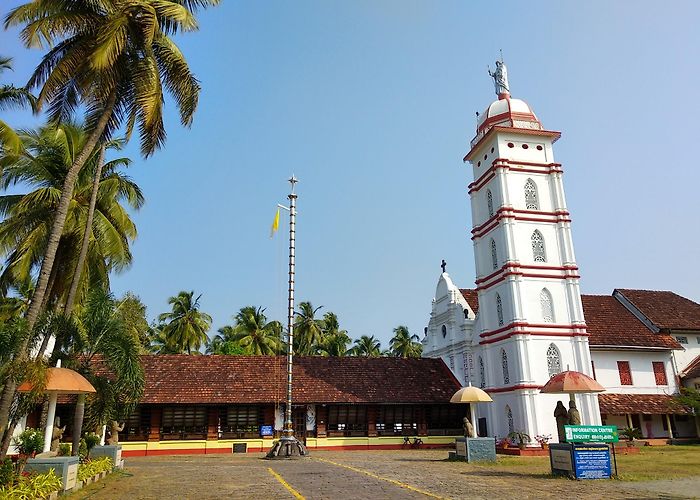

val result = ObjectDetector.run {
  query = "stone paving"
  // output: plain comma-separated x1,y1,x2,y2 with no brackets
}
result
68,450,699,499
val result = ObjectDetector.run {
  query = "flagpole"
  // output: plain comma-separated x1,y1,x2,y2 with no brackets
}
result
267,175,308,459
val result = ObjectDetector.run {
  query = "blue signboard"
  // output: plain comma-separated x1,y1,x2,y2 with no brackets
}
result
572,444,611,479
260,425,274,437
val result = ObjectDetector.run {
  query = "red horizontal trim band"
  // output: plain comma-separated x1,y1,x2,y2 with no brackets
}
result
477,111,541,135
471,208,571,236
479,330,589,345
476,271,581,291
468,159,563,193
480,322,588,339
486,384,543,394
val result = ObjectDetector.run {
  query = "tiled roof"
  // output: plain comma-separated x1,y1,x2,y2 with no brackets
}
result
460,289,479,314
135,355,461,405
681,354,700,380
581,295,681,349
616,289,700,331
598,393,691,415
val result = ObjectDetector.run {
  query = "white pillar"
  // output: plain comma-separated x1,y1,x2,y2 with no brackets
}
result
42,392,58,453
665,414,673,439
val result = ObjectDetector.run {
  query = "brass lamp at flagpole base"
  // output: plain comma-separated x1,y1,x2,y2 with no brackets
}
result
266,176,308,460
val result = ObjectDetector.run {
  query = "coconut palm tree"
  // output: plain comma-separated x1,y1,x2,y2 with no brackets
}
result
228,306,281,356
49,288,144,455
0,123,142,310
0,0,217,437
3,0,218,330
350,335,382,357
0,55,36,155
158,291,212,355
389,326,422,358
294,302,324,355
145,323,184,354
206,325,247,355
317,312,351,356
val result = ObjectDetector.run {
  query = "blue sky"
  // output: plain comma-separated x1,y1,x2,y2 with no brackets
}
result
2,1,699,348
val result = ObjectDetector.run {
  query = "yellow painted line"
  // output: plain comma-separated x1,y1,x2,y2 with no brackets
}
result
267,467,305,500
314,457,448,499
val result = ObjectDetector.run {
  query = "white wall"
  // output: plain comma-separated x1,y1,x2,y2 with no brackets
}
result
591,349,678,394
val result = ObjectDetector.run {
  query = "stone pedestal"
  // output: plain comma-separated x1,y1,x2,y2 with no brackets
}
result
451,437,496,462
265,436,308,459
91,444,123,469
25,456,79,491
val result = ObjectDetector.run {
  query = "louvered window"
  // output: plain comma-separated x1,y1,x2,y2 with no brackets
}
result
427,405,462,435
123,406,151,441
328,405,367,436
221,405,262,438
540,289,554,323
652,362,668,386
617,361,633,385
161,406,207,439
377,405,417,436
506,405,514,434
496,294,504,326
487,189,494,217
547,344,562,378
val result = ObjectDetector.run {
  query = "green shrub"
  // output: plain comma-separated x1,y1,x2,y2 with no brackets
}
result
57,443,71,457
77,457,113,483
12,428,44,457
0,459,13,488
0,469,62,499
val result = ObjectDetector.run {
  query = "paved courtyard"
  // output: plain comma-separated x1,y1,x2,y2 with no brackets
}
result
69,450,699,499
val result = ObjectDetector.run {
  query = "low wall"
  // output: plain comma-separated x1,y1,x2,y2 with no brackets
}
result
121,436,459,457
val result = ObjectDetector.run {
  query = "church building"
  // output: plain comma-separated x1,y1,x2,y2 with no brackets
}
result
422,61,699,443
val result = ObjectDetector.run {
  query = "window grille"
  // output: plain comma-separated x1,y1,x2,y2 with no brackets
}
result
540,289,554,323
652,362,668,385
501,349,510,385
531,230,546,262
676,336,689,344
496,294,504,326
377,405,418,436
617,361,633,385
463,353,471,385
449,355,454,370
123,406,151,441
491,239,498,270
525,179,539,210
487,189,494,217
221,405,261,437
161,406,207,438
427,405,462,435
506,405,514,434
546,344,561,378
479,356,485,388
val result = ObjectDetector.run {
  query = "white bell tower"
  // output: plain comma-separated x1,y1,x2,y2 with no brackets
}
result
465,61,600,441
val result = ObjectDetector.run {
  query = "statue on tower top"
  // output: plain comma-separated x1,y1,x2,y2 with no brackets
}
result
488,59,510,98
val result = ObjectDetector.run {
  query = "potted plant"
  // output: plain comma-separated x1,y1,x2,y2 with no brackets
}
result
535,434,551,450
507,430,531,450
620,427,642,447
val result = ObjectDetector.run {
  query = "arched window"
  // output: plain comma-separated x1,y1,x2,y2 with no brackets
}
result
506,405,514,434
540,288,554,323
479,356,485,388
501,349,510,385
547,343,562,378
496,294,504,326
487,189,494,217
525,179,539,210
531,230,546,262
490,239,498,270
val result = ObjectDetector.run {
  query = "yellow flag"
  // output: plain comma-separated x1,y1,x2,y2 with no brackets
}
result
270,208,280,238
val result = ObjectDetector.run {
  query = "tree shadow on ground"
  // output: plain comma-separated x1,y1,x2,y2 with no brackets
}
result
463,470,564,480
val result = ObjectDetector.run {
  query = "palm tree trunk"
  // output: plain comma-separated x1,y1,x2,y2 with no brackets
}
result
64,145,105,316
0,91,117,457
71,394,86,456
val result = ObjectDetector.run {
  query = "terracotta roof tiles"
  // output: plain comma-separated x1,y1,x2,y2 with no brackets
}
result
681,354,700,380
135,355,461,405
581,295,681,349
459,289,479,314
616,289,700,331
598,393,690,415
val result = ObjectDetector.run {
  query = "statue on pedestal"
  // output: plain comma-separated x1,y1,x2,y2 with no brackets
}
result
462,417,475,438
107,421,125,445
50,417,66,452
568,400,581,426
554,401,568,443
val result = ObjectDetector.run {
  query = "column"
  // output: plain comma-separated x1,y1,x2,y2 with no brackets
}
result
315,406,327,438
665,414,673,439
367,406,378,437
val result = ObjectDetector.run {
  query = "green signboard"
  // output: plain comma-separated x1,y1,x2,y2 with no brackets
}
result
564,425,619,443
